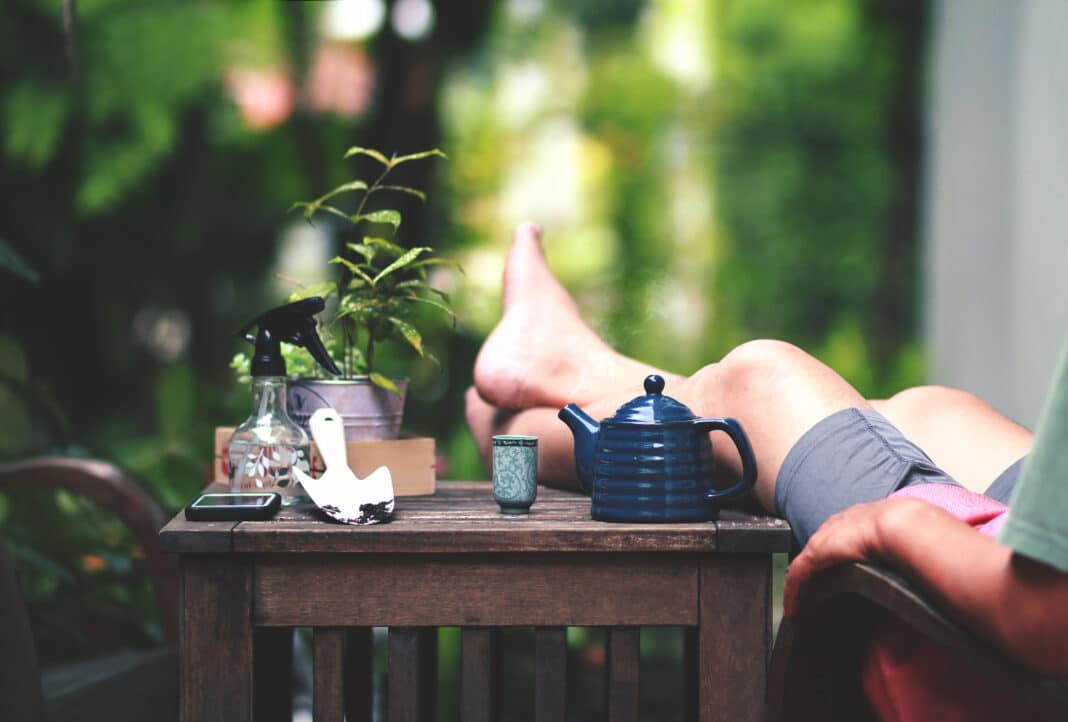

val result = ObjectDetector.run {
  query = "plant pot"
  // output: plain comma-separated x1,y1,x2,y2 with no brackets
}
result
286,377,408,442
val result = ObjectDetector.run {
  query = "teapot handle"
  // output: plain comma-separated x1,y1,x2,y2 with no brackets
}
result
691,417,758,502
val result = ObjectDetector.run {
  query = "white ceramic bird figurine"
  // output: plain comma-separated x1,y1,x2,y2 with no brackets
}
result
291,407,395,525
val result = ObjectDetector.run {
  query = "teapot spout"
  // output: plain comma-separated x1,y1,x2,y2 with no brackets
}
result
558,404,600,493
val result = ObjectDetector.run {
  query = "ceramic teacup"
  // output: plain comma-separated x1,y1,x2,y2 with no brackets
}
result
492,435,538,514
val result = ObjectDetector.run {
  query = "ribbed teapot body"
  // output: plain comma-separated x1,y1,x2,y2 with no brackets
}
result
590,420,716,522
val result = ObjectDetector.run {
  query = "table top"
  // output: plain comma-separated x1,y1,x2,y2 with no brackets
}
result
160,481,791,555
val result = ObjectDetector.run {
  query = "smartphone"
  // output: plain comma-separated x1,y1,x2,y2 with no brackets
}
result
184,492,281,521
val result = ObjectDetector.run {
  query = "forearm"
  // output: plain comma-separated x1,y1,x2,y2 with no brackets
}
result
876,499,1068,676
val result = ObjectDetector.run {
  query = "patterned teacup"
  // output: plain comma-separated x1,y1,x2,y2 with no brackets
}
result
492,435,538,514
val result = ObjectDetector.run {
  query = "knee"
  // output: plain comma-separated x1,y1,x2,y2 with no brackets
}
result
716,339,812,388
879,385,977,421
689,339,811,403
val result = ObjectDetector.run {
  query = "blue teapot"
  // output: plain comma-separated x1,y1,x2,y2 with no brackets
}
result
558,374,757,522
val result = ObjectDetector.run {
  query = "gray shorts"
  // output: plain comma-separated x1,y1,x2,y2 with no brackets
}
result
774,407,1026,548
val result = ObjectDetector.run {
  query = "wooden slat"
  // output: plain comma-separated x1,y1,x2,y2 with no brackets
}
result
254,627,292,722
461,628,495,722
313,628,345,722
344,628,373,722
698,556,771,722
714,510,792,553
606,627,640,722
388,628,420,722
180,556,253,722
233,520,719,554
418,628,438,721
535,628,567,722
683,627,698,722
254,554,699,627
160,518,237,554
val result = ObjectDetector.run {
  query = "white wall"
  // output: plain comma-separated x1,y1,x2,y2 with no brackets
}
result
926,0,1068,427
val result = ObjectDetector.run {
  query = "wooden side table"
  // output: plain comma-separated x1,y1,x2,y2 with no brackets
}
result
161,482,791,722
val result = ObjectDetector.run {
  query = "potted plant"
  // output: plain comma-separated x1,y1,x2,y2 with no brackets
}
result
233,146,459,441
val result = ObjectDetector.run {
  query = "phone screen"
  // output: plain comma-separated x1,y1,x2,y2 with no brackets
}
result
193,494,275,508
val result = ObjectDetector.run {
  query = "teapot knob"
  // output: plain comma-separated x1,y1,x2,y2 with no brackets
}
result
644,374,665,395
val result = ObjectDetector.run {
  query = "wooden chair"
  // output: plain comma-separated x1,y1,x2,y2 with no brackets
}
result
0,457,179,722
766,561,1068,721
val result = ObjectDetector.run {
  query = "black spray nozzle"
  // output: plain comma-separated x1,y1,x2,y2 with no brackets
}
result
238,297,342,377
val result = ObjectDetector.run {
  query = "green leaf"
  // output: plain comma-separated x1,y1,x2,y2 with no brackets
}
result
387,316,423,355
0,239,38,285
290,201,351,223
337,297,378,316
352,209,401,231
343,146,391,166
285,280,336,302
369,372,401,394
391,148,448,165
329,256,374,285
372,184,426,202
395,278,451,303
310,180,367,206
412,257,466,275
402,294,456,321
345,242,376,263
363,236,406,258
373,247,431,284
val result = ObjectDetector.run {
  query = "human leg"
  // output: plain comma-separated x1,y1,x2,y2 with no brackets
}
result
472,336,872,513
473,222,682,410
871,386,1032,494
466,223,1024,535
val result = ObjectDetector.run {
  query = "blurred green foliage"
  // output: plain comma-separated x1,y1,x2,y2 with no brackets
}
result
0,0,926,693
712,0,926,395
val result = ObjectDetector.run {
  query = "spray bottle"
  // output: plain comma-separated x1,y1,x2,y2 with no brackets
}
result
229,297,341,504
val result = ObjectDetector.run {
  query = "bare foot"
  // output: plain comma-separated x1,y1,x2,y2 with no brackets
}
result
474,222,671,410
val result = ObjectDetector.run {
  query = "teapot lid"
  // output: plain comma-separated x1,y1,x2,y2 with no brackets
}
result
610,375,696,424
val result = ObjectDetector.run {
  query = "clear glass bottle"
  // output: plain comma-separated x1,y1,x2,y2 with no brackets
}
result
228,376,310,505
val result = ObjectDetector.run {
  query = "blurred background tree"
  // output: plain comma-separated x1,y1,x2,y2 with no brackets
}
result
0,0,927,717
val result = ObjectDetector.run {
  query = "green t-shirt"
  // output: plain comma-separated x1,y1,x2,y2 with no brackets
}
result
998,341,1068,573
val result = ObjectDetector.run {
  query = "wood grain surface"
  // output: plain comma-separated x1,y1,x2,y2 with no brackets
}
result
460,628,496,722
163,482,791,555
179,556,254,722
697,555,772,722
252,553,700,627
313,628,345,722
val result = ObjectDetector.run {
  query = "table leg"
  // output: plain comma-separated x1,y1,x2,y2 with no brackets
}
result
180,556,254,722
698,555,772,722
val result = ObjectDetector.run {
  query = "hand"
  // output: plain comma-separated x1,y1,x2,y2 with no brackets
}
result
783,497,925,618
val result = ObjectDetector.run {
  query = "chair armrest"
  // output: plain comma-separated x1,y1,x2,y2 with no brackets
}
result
767,561,1068,721
0,457,178,642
